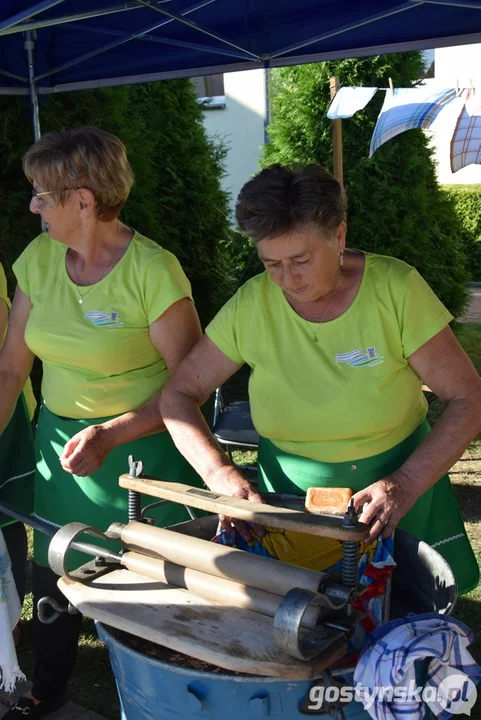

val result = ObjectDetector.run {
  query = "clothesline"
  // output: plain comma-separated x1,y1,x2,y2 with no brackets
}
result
327,85,481,171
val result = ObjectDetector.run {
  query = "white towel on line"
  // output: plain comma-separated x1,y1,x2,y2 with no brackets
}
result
327,86,378,119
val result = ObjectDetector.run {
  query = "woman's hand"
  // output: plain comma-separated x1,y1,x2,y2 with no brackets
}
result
60,424,115,477
207,466,265,542
352,471,420,543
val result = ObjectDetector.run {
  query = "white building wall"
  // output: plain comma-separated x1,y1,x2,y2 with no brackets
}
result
201,69,266,218
201,47,481,207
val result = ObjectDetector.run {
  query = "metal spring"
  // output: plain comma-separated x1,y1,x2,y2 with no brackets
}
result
342,541,359,588
128,490,142,522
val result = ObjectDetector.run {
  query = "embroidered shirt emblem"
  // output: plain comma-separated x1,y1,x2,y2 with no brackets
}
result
84,311,124,328
335,346,384,367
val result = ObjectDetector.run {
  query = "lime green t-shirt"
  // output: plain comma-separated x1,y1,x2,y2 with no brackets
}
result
13,231,192,419
206,253,452,463
0,263,36,421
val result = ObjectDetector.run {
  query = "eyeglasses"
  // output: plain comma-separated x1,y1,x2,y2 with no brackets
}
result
30,187,80,210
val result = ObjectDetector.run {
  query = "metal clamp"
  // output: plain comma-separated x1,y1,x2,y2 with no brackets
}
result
48,521,121,579
141,499,198,523
341,500,360,590
37,596,79,624
128,455,144,478
272,588,345,660
128,456,144,521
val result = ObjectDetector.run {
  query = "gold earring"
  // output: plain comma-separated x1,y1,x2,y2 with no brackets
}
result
339,251,344,267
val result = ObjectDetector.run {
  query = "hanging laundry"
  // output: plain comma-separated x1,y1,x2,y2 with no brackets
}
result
327,86,378,119
369,87,458,157
450,89,481,172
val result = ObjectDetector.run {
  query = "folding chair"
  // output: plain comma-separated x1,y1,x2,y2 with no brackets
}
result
213,387,259,469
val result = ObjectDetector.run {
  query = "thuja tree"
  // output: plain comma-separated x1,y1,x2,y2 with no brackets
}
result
261,54,469,316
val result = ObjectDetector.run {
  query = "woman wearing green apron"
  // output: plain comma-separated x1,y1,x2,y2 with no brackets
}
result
1,127,203,719
0,262,36,615
162,163,480,600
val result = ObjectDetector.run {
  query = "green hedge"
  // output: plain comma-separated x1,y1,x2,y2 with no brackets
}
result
441,185,481,282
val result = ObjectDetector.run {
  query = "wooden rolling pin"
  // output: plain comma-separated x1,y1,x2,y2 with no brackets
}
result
121,522,328,598
119,476,369,541
121,551,321,629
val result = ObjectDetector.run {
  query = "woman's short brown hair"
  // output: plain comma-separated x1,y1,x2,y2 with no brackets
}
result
23,126,134,221
235,163,347,242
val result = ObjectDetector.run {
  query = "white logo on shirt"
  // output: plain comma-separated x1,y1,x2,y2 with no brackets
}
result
335,346,384,367
84,311,124,328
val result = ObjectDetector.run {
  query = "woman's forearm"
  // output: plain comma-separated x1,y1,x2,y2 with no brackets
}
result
161,387,236,487
99,390,166,447
394,394,481,495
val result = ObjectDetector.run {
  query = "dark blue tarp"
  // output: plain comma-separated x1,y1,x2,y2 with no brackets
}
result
1,1,481,96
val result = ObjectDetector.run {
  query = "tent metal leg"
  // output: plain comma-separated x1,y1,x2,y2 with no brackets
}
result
25,29,41,140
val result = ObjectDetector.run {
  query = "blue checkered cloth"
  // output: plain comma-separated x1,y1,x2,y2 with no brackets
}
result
450,89,481,173
353,612,481,720
370,87,457,157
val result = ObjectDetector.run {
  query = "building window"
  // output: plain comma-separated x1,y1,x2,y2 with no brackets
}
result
192,74,225,108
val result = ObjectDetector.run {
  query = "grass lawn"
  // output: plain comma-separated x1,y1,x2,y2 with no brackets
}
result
14,323,481,718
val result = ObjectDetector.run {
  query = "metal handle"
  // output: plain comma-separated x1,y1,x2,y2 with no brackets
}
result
141,499,198,521
37,596,79,624
273,588,344,660
48,521,121,579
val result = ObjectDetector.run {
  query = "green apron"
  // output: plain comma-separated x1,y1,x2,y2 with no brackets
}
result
258,420,479,596
0,393,36,527
34,404,204,570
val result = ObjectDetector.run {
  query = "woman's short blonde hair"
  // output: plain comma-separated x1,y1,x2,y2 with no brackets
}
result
23,126,134,221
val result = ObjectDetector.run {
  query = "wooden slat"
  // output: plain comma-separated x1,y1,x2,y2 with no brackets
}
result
59,568,347,679
330,76,343,184
119,476,369,541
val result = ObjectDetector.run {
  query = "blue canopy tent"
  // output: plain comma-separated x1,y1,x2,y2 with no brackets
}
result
1,0,481,140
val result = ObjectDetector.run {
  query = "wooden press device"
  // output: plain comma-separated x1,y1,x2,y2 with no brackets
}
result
46,456,371,680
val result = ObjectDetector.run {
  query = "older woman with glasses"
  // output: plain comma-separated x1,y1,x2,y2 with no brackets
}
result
2,126,203,719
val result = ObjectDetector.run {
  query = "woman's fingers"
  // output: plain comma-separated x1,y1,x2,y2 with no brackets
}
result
218,513,232,533
351,488,371,511
60,434,82,461
214,478,266,541
354,482,397,542
357,497,382,527
218,514,263,542
366,517,386,543
232,519,253,542
246,488,265,536
380,516,397,539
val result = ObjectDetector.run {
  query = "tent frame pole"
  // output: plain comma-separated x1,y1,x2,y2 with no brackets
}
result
25,30,41,141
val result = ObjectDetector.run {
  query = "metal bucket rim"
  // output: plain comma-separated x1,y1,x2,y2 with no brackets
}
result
96,621,311,685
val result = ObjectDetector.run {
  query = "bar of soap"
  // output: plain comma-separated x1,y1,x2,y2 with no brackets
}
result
305,487,353,516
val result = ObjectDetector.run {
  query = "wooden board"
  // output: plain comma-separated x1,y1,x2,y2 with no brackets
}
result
119,476,369,541
59,568,347,679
